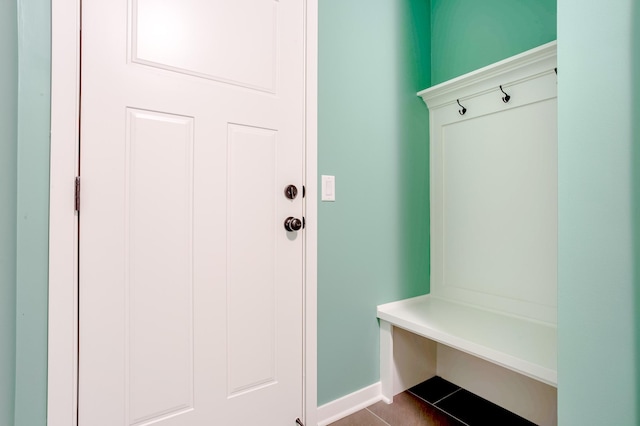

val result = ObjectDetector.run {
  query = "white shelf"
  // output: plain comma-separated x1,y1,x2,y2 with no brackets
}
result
418,41,557,110
377,294,557,387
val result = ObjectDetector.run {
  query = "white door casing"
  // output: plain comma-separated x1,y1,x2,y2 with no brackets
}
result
48,0,318,425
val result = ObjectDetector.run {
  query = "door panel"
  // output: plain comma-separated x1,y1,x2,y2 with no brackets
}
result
132,0,278,91
227,124,278,397
126,109,195,425
79,1,305,425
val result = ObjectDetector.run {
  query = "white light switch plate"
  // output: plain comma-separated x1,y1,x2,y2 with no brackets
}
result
321,175,335,201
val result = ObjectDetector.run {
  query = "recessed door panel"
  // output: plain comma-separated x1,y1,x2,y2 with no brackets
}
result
125,109,195,425
131,0,277,92
227,124,278,397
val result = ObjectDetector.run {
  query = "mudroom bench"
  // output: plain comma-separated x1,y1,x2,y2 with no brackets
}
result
377,294,557,402
377,42,559,425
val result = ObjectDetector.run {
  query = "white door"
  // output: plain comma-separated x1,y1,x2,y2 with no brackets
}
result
78,1,305,425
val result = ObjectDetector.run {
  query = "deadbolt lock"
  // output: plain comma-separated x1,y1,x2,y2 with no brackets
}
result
284,184,298,200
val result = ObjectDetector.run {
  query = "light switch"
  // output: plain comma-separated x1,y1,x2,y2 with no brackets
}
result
321,175,335,201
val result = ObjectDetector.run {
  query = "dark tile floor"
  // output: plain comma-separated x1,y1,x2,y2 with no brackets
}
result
329,376,537,426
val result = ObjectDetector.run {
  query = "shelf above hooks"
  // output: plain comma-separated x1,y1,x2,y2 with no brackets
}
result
418,41,557,111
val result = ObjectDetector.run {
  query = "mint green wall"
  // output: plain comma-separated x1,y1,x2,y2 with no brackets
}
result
431,0,556,85
317,0,558,406
0,1,18,424
13,0,51,424
317,0,430,405
558,0,639,424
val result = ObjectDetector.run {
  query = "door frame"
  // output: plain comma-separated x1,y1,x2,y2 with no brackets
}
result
46,1,318,425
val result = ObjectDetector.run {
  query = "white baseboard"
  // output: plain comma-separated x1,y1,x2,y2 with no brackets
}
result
316,382,382,426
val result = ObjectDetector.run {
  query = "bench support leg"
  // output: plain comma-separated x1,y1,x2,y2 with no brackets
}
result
379,320,393,404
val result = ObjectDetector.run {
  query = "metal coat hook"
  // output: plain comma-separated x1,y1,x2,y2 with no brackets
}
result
499,85,511,103
457,99,467,115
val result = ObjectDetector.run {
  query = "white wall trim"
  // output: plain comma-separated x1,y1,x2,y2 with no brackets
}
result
316,383,382,426
303,1,319,425
47,2,318,425
47,0,80,424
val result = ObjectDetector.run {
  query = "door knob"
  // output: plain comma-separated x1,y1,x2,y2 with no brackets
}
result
284,217,303,232
284,185,298,200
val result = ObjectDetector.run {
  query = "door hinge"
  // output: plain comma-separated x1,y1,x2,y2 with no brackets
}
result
75,176,81,212
295,418,305,426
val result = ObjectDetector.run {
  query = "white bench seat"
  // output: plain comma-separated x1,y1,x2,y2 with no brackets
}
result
377,294,557,392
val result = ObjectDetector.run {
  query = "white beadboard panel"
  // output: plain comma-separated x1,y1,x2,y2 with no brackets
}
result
125,108,195,425
440,99,558,312
226,123,278,397
423,42,558,324
130,0,277,92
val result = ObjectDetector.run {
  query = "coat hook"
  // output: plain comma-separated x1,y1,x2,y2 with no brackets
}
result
457,99,467,115
499,85,511,103
554,67,557,75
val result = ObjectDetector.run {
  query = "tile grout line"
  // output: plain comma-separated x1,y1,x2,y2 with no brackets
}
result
407,388,471,426
365,408,391,426
429,397,471,426
433,387,463,405
437,408,470,426
408,380,538,425
364,408,391,426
